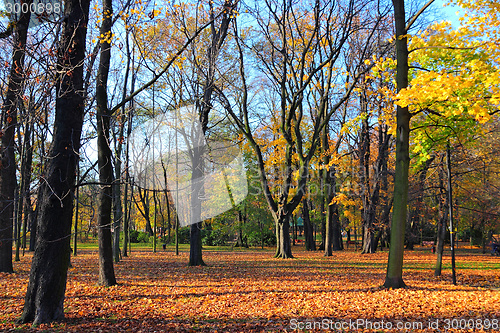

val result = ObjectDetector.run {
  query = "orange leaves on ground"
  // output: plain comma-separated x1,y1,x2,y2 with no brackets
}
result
1,248,499,332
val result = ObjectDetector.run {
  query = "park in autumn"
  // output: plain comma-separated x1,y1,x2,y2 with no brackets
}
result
0,0,499,331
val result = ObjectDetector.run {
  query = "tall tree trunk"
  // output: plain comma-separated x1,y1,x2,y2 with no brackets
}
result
319,166,328,249
323,121,333,256
319,169,326,251
446,144,456,285
175,214,179,255
329,164,343,251
235,210,247,247
325,205,338,252
19,0,91,323
274,212,293,259
189,140,205,266
153,191,158,253
122,177,129,257
0,2,31,273
434,165,448,276
365,181,381,254
13,183,20,261
359,94,377,254
121,30,134,258
167,192,171,243
19,114,34,256
73,161,79,255
325,167,342,255
127,183,134,255
15,114,31,258
384,0,411,289
111,21,132,264
188,0,234,266
330,204,342,251
377,123,391,249
113,155,122,263
161,161,171,244
407,156,434,250
95,0,117,287
189,223,204,265
28,207,36,250
302,198,316,251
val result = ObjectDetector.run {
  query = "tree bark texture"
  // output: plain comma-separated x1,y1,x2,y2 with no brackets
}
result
189,0,234,266
29,194,39,252
189,222,205,266
407,156,433,250
113,157,122,263
274,213,293,259
16,115,34,257
96,0,117,286
384,0,410,289
0,3,31,273
325,167,342,254
188,135,206,266
20,0,91,323
302,198,316,251
434,165,448,276
377,124,391,249
359,98,377,254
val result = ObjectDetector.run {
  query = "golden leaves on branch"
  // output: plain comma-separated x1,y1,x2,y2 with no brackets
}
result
393,1,500,123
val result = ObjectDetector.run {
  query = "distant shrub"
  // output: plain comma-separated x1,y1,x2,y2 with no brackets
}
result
203,228,229,246
129,230,151,243
246,229,276,247
176,227,190,244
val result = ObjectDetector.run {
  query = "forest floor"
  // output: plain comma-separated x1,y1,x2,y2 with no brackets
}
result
1,246,499,332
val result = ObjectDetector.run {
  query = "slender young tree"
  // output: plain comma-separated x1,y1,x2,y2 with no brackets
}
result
359,90,377,254
406,156,433,250
95,0,117,286
0,3,31,273
121,27,134,258
434,159,448,276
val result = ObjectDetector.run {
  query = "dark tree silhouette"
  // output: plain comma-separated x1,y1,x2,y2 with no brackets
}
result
19,0,91,324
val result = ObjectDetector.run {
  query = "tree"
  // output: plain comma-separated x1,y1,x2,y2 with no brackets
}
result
406,156,433,250
95,0,117,286
385,0,500,287
302,196,316,251
186,0,236,266
221,0,383,258
106,0,237,265
120,24,134,258
0,3,31,273
134,187,153,234
434,157,448,276
384,0,435,289
19,0,92,324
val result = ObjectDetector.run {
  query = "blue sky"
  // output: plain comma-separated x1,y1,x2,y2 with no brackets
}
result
433,0,463,28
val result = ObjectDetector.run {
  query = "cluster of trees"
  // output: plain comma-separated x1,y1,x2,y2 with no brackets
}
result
0,0,498,325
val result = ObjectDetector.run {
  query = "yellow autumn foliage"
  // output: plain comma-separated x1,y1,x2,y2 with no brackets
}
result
394,0,500,123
